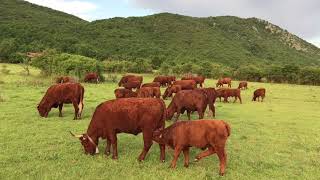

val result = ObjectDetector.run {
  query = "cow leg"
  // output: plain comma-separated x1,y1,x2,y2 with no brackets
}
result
198,109,204,119
209,103,215,118
200,83,203,88
195,146,216,161
58,103,63,117
183,147,190,167
175,109,181,122
187,110,191,120
233,96,237,103
110,134,118,159
170,146,183,168
216,146,227,176
239,96,242,104
261,96,265,102
159,144,166,162
138,130,153,161
72,102,79,120
105,138,111,156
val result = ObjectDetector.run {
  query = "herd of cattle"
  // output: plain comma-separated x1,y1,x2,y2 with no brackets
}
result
37,73,266,176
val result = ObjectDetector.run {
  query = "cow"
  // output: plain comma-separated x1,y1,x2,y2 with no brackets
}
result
238,81,248,90
141,82,161,88
216,78,232,88
70,98,166,162
162,85,182,100
152,120,231,176
153,76,171,87
168,76,176,83
84,73,99,83
195,87,217,117
220,88,242,104
123,81,141,90
118,75,143,87
182,75,205,88
252,88,266,102
114,88,137,98
216,88,227,102
173,80,196,90
56,76,76,84
137,87,161,98
37,83,84,120
166,89,214,121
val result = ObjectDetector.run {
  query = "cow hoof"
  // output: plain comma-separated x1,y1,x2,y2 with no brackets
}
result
194,158,199,162
162,160,165,163
184,164,189,168
219,172,225,176
112,156,118,160
105,152,110,156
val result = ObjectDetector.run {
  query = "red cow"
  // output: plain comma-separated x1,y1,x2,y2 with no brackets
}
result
220,88,242,104
37,83,84,119
141,82,161,88
216,88,227,102
182,75,205,88
119,75,143,87
114,88,137,98
162,85,182,99
153,120,231,176
252,88,266,102
84,73,99,83
216,78,232,88
238,81,248,90
123,81,141,90
153,76,172,87
70,98,166,162
137,87,161,98
173,80,196,90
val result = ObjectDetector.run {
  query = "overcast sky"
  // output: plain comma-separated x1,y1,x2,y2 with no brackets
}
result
25,0,320,47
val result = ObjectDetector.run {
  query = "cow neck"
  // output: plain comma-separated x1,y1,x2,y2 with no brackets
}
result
86,134,97,147
86,126,99,147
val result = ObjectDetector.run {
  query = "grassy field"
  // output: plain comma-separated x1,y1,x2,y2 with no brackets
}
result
0,63,320,180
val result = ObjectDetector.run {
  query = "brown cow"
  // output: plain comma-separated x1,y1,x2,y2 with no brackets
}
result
162,85,182,99
84,73,99,83
173,80,196,90
182,75,205,88
168,76,176,83
153,76,171,87
166,90,213,121
114,88,137,98
70,98,166,162
141,82,161,88
56,76,76,84
216,88,227,102
123,81,141,90
220,88,242,104
238,81,248,90
137,87,161,98
119,75,143,87
37,83,84,119
252,88,266,102
153,120,231,176
216,78,232,88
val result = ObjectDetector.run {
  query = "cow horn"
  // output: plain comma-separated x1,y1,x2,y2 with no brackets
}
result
69,131,83,138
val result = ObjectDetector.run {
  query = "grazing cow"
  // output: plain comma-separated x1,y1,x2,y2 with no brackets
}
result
119,75,143,87
141,82,161,88
220,88,242,104
195,87,217,117
173,80,196,90
153,120,231,176
252,88,266,102
37,83,84,119
114,88,137,98
182,75,205,88
70,98,166,162
216,78,232,88
166,90,213,121
84,73,99,83
238,81,248,90
56,76,76,84
162,85,182,99
216,88,227,102
153,76,171,87
123,81,141,90
137,87,161,98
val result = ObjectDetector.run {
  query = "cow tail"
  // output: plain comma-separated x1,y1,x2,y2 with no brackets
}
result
224,121,231,137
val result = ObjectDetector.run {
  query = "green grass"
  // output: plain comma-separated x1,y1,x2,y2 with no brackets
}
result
1,63,320,179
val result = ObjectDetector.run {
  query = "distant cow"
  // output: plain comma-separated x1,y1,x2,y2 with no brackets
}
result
166,89,214,121
114,88,137,98
216,78,232,88
123,81,141,90
238,81,248,90
220,88,242,104
153,120,231,176
182,75,205,88
56,76,76,84
173,80,196,90
137,87,161,98
153,76,174,87
162,85,182,99
37,83,84,119
119,75,143,87
70,98,166,162
84,73,99,83
141,82,161,88
252,88,266,102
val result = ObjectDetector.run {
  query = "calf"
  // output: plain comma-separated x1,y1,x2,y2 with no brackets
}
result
173,80,196,90
37,83,84,119
252,88,266,102
221,88,242,104
71,98,166,162
84,73,99,83
238,81,248,90
114,88,137,98
153,120,231,176
142,82,161,88
162,85,182,99
137,87,161,98
216,78,232,88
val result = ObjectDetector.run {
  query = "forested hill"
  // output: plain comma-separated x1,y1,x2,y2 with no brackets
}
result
1,0,320,68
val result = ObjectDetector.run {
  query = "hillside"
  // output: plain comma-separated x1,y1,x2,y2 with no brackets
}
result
1,0,320,67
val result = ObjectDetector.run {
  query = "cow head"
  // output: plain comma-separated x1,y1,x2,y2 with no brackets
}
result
37,104,50,117
152,129,165,145
70,132,99,155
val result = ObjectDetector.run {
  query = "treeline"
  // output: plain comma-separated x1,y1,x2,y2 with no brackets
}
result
29,50,320,86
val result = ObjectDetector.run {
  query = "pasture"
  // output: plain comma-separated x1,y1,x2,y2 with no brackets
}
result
0,63,320,179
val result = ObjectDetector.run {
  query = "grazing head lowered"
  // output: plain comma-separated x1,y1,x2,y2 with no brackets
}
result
70,132,99,155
